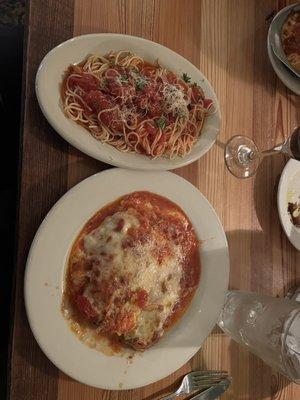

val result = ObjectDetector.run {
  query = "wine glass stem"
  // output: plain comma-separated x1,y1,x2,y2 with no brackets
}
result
260,143,285,158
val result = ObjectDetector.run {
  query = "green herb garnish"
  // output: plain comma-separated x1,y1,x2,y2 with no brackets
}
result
136,78,146,91
177,110,187,119
156,116,167,130
182,73,191,83
119,76,128,84
101,78,108,88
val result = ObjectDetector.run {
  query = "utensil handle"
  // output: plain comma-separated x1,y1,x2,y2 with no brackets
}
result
159,392,181,400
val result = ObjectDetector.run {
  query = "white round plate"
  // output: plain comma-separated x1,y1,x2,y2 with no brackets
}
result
278,159,300,251
36,33,221,170
267,25,300,95
25,168,229,390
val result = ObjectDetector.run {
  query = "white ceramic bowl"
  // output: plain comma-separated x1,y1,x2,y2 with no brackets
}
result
267,10,300,96
24,168,229,390
36,33,221,170
268,3,300,79
278,159,300,251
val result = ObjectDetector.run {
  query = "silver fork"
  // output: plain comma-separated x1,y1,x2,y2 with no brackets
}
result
160,371,229,400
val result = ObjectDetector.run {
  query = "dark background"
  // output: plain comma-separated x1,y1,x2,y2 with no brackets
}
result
0,1,25,398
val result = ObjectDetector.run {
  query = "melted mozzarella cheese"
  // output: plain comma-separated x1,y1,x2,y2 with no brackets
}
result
83,209,183,346
126,245,183,344
84,210,139,267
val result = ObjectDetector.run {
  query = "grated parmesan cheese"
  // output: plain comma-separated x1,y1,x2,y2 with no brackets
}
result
163,83,190,118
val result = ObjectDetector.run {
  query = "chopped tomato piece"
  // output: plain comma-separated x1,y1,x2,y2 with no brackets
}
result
107,79,122,97
75,294,98,321
74,96,93,116
68,73,99,92
83,91,112,113
105,68,119,78
98,110,113,126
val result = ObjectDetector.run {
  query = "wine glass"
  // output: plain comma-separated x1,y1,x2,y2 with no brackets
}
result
224,127,300,179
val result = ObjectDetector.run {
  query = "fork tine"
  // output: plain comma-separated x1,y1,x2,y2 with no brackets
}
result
192,376,228,384
193,372,228,379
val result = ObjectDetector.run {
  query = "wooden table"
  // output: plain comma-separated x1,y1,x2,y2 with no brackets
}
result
10,0,300,399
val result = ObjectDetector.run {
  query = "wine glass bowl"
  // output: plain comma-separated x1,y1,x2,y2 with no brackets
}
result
224,135,260,179
225,127,300,179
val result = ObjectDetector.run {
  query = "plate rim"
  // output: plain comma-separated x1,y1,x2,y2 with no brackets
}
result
24,168,229,390
35,32,221,171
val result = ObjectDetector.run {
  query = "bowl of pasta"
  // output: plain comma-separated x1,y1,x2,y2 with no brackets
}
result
36,33,221,170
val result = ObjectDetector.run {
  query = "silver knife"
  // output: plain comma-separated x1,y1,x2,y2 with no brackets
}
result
189,378,231,400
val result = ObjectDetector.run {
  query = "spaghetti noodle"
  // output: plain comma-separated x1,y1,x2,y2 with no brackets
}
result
62,50,214,159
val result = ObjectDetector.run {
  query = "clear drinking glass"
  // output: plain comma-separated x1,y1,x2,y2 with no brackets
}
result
218,290,300,383
224,126,300,179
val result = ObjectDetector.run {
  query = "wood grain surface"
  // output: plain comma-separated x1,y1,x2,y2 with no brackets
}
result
10,0,300,399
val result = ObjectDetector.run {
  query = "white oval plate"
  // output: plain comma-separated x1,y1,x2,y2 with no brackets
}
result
36,33,221,170
24,169,229,390
267,24,300,95
278,159,300,251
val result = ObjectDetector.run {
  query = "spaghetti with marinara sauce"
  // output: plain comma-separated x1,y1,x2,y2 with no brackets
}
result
62,50,214,159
